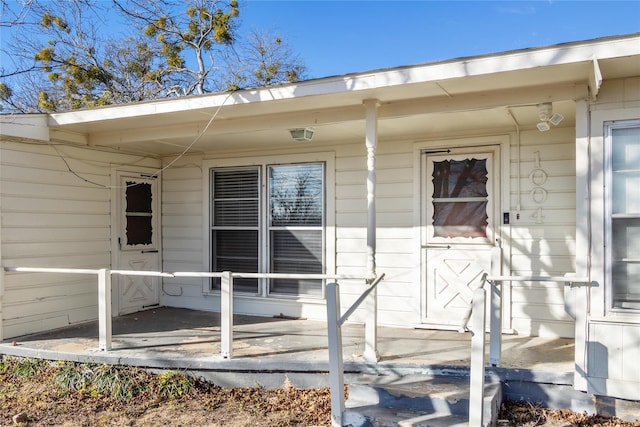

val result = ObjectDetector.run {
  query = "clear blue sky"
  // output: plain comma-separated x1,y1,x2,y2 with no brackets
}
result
1,1,638,82
239,0,640,79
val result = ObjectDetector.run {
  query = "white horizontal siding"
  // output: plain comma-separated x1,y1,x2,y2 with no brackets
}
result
1,139,160,338
159,143,423,326
507,127,577,337
334,142,419,324
160,157,206,309
159,128,577,337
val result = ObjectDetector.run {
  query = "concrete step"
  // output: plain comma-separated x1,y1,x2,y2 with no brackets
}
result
345,374,501,427
343,405,468,427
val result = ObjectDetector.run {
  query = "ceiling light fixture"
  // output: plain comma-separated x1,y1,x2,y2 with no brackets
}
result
536,102,563,132
289,127,315,142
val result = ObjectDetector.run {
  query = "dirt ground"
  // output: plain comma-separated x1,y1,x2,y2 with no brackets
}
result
1,358,638,426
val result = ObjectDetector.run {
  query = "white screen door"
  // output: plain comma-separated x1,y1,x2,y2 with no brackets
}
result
421,147,501,328
115,171,160,315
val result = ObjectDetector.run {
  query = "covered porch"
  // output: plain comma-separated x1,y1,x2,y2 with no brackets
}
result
0,306,574,386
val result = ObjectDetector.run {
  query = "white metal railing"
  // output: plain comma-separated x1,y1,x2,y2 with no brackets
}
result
1,266,174,351
1,266,382,426
3,266,594,425
463,273,593,425
0,267,375,358
170,271,375,359
325,273,385,427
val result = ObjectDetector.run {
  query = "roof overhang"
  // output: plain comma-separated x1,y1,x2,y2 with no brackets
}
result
20,33,640,155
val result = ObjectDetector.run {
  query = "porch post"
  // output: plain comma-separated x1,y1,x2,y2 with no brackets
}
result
326,282,344,427
221,271,233,359
469,287,487,426
573,98,590,392
489,247,502,366
489,280,502,366
98,268,112,351
363,98,379,362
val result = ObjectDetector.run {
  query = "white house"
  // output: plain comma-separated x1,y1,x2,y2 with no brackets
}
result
1,33,639,401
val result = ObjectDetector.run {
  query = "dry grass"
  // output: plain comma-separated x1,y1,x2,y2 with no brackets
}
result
0,357,331,426
2,357,638,426
499,400,640,427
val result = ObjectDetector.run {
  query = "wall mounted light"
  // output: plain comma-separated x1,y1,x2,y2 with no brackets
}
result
536,102,564,132
289,127,314,141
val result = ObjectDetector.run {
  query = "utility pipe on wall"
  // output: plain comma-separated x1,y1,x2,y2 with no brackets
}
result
507,108,522,213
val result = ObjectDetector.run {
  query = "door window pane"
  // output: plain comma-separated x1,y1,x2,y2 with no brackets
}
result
126,182,153,213
431,158,489,238
125,181,153,246
432,159,488,198
433,201,488,238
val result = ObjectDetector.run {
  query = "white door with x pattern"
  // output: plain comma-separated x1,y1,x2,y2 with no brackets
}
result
115,170,161,315
421,146,501,328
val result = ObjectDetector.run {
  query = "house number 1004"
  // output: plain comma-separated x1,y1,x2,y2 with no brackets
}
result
529,151,547,224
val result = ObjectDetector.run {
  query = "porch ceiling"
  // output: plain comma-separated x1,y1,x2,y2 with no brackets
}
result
45,35,639,156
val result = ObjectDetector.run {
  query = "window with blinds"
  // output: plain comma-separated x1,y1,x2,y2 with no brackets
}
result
209,163,325,298
268,164,324,297
607,122,640,311
210,167,260,293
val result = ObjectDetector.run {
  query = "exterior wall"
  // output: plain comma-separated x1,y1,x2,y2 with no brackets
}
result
161,126,578,337
0,134,160,339
160,141,421,324
0,117,581,339
158,154,205,307
339,139,420,325
507,127,577,337
575,77,640,400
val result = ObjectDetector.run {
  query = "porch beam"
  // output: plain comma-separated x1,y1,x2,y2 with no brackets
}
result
85,83,588,148
363,98,379,362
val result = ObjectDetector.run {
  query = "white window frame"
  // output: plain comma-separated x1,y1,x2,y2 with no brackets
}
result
202,152,336,300
267,162,326,298
210,166,262,295
604,119,640,314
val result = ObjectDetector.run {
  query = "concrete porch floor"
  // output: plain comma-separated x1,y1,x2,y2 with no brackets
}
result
0,307,574,381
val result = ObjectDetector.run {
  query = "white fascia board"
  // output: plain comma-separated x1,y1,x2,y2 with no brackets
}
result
48,34,640,127
372,35,640,86
0,114,50,141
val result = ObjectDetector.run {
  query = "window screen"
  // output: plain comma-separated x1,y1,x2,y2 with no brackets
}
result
609,125,640,310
